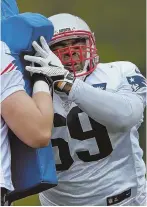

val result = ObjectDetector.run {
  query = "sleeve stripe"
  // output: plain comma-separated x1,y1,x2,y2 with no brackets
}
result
1,62,16,75
9,65,16,72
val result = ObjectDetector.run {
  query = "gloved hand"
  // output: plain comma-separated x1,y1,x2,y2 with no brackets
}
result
24,36,67,81
24,36,75,95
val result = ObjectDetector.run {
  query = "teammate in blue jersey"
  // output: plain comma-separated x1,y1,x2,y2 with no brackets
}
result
25,13,146,206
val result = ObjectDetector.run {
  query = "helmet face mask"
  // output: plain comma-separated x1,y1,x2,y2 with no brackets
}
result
48,14,99,78
50,37,87,76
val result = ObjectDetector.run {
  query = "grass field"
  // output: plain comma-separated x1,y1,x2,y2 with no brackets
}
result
13,195,40,206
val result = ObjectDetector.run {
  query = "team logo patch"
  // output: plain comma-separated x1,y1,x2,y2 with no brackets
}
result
59,28,71,33
127,75,147,91
92,83,107,90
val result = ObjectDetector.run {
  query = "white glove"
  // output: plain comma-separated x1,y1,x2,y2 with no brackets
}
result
24,36,67,78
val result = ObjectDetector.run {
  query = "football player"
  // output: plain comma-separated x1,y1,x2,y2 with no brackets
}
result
0,38,66,205
29,13,146,206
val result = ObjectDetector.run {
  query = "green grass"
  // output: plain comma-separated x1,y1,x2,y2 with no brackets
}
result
13,195,40,206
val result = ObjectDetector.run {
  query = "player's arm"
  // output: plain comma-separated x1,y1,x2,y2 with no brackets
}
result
1,79,53,148
67,79,143,132
66,62,146,132
54,62,145,132
1,67,53,149
1,40,55,148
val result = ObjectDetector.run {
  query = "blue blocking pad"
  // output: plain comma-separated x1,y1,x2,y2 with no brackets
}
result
1,0,19,21
2,12,54,95
1,12,54,53
8,134,58,202
1,13,58,202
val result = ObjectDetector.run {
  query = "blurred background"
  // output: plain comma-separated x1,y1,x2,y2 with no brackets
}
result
14,0,146,205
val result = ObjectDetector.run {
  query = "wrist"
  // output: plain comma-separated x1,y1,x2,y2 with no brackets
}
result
33,80,51,94
56,81,72,95
62,82,72,95
32,73,51,85
32,74,51,95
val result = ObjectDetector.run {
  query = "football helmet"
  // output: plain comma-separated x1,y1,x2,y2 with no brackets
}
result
48,13,99,78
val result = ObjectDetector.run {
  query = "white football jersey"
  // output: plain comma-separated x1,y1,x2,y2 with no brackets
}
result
40,61,146,206
0,41,25,190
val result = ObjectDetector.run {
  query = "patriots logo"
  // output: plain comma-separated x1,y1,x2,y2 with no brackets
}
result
92,83,107,90
127,75,147,92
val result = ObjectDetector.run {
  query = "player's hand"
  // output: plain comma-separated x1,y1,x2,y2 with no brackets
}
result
24,36,67,80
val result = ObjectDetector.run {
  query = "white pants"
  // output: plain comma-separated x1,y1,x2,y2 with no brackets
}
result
39,185,147,206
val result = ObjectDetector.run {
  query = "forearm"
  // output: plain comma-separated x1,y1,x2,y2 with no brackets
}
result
68,79,143,131
32,92,53,138
2,90,53,148
27,78,53,146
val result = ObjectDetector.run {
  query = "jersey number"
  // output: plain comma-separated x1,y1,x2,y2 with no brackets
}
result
52,106,113,171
